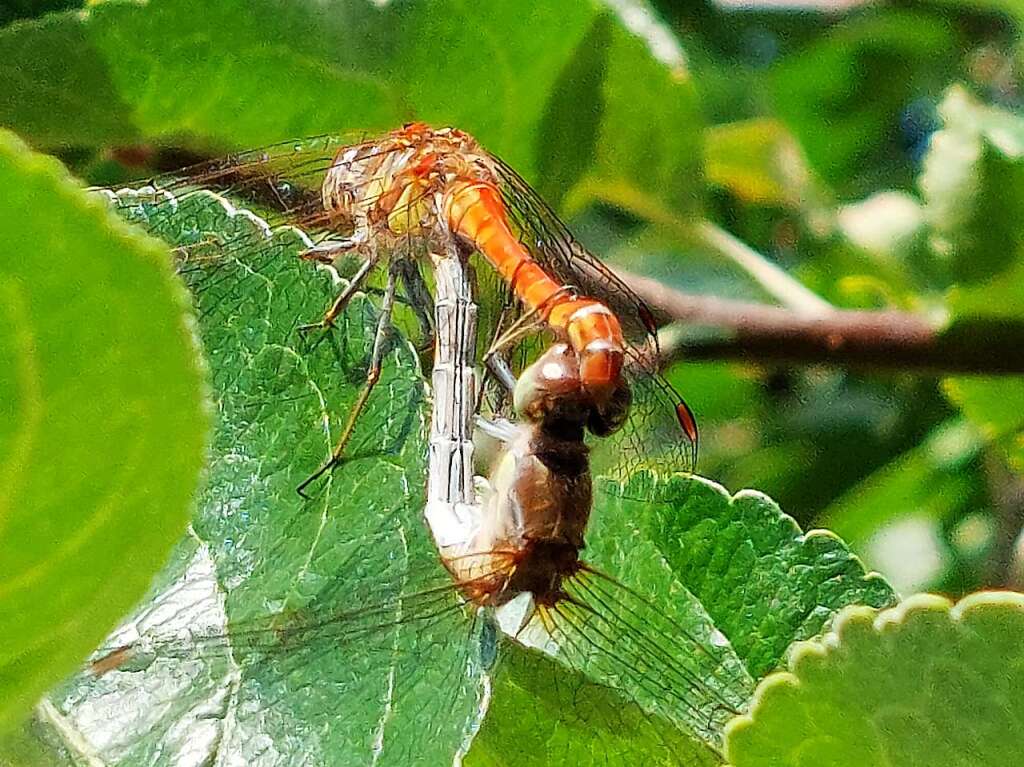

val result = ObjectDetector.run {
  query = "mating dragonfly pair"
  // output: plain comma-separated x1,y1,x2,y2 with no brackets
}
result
53,124,752,766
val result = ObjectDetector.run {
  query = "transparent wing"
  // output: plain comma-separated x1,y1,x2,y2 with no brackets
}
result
109,128,699,481
491,158,663,347
51,186,492,767
490,565,753,760
58,537,491,767
550,569,752,746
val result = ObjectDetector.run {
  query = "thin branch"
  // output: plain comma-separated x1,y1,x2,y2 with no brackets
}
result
696,221,835,317
617,268,1024,374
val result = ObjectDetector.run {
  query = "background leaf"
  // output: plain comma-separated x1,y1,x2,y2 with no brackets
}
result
725,592,1024,767
0,0,701,209
769,8,960,197
590,475,896,679
704,118,819,210
924,89,1024,473
0,131,207,732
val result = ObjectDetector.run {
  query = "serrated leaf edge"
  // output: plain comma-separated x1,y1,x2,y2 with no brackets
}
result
722,590,1024,760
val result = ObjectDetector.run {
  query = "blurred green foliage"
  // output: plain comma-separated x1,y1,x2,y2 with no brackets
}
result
2,1,1024,761
1,0,1021,615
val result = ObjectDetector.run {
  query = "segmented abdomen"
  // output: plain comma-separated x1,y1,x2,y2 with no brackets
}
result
444,179,625,402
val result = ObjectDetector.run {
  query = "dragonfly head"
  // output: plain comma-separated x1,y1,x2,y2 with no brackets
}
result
514,344,590,430
514,343,631,439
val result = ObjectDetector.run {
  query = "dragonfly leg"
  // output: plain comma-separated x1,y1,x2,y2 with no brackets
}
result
482,283,578,364
298,251,379,334
296,266,399,498
483,355,517,397
474,413,518,443
484,310,545,358
478,308,550,408
298,232,368,264
395,257,436,353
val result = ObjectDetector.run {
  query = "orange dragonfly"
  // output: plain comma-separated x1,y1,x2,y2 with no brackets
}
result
48,180,751,766
107,124,699,497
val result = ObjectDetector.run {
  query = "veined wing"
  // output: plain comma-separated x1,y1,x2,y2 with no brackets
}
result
110,127,699,477
491,156,664,348
50,185,491,767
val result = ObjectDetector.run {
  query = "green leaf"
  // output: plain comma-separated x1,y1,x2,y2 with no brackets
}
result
943,374,1024,472
920,87,1024,472
725,592,1024,767
38,186,487,766
0,130,207,732
940,262,1024,473
0,0,82,28
563,8,705,222
381,0,595,178
769,9,959,195
466,643,722,767
920,85,1024,283
533,12,614,209
820,419,983,548
927,0,1024,24
590,475,897,679
704,118,820,211
0,0,400,149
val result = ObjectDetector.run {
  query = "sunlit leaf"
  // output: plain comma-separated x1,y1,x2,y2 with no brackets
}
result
591,475,897,679
0,131,207,732
467,644,722,767
0,0,700,217
726,592,1024,766
16,180,896,764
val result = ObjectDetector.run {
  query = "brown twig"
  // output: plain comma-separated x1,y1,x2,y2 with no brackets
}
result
617,269,1024,374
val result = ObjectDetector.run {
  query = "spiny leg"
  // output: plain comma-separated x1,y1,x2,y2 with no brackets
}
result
482,284,578,364
297,266,399,497
298,249,379,334
478,285,578,404
483,355,517,398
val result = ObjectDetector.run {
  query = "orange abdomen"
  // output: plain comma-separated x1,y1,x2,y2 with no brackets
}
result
444,180,625,401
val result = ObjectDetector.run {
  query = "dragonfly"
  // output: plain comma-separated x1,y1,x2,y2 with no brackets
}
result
46,137,752,765
104,123,700,497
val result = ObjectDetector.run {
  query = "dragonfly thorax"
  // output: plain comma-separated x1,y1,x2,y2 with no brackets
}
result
321,124,499,244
